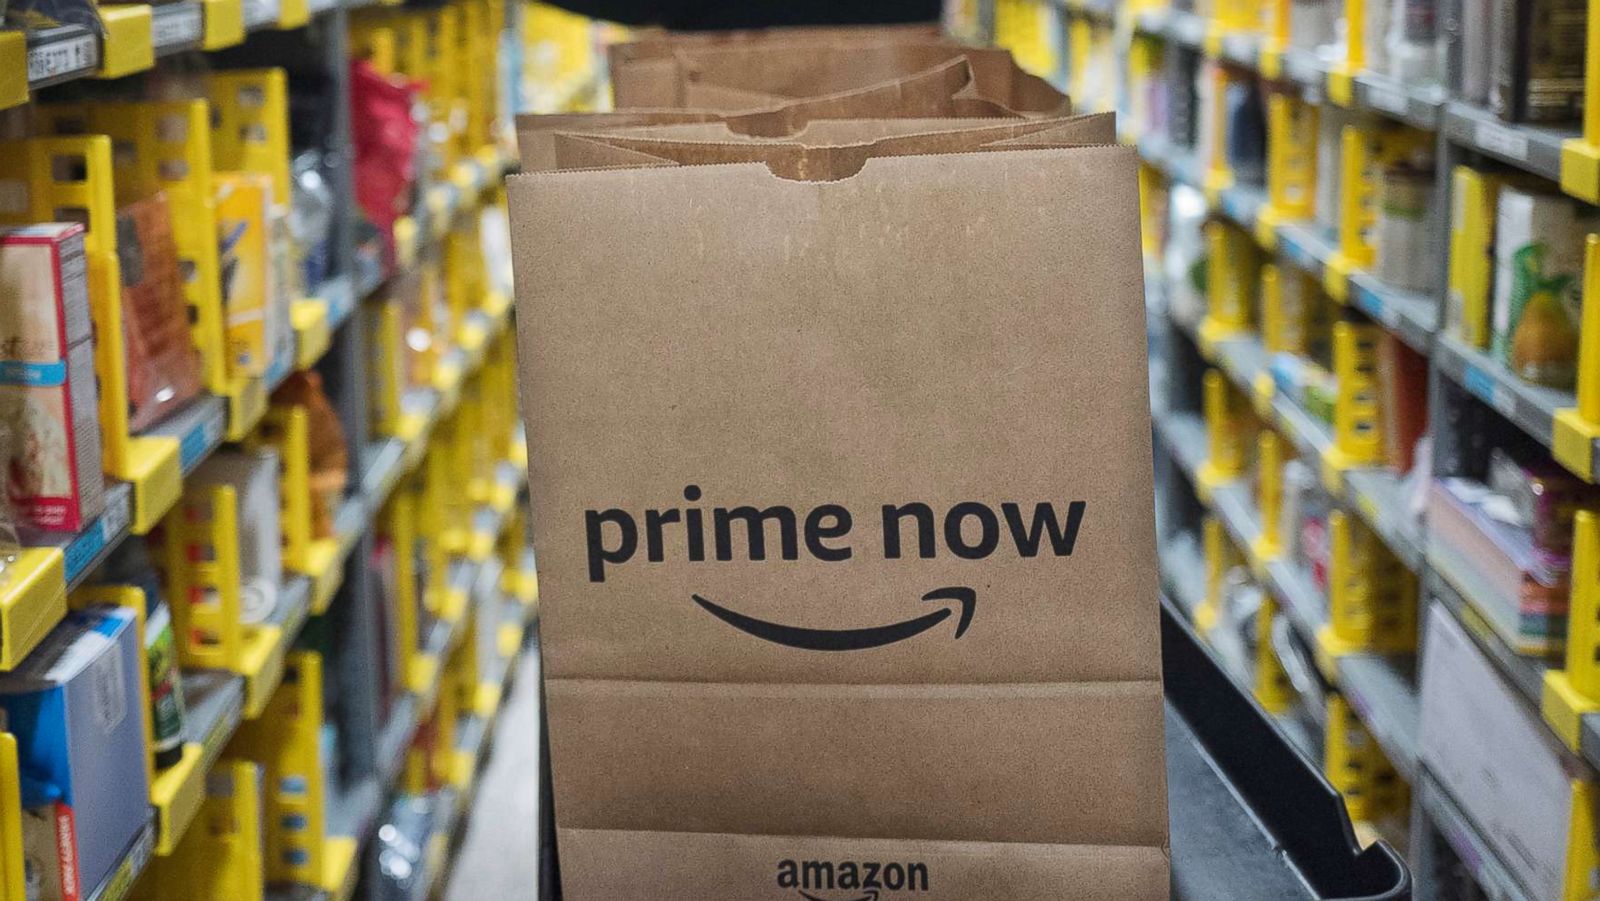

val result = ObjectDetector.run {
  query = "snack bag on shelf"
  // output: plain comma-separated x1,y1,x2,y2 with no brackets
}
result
119,193,204,432
272,371,348,539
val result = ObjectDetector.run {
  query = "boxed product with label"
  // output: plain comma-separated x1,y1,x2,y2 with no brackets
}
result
218,172,290,379
510,126,1166,897
0,606,150,901
0,223,106,533
1419,604,1590,901
189,449,283,625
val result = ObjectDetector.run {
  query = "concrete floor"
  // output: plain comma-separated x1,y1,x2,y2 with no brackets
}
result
443,644,543,900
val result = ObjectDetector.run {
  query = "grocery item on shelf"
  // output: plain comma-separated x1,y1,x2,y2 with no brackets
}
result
1425,465,1581,653
143,595,187,770
218,172,287,380
1378,333,1428,473
1459,0,1493,103
1373,161,1436,293
1270,352,1337,424
1224,80,1265,185
1420,604,1582,901
0,606,150,901
119,193,205,433
272,371,348,539
290,151,336,293
1489,0,1587,123
1164,185,1209,327
1447,165,1503,349
1367,0,1395,75
352,59,422,274
189,448,283,625
1288,0,1339,53
1284,457,1334,596
105,538,189,772
1315,107,1353,235
1490,186,1596,389
1386,0,1441,84
0,223,105,533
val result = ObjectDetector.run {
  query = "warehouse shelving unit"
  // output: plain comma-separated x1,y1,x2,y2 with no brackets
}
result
0,1,592,900
960,0,1600,897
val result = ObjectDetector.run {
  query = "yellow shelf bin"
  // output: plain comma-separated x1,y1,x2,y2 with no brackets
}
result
1326,0,1361,106
209,69,292,207
1447,167,1503,352
96,5,155,79
253,406,343,613
71,585,208,859
42,99,230,401
1555,237,1600,480
382,486,432,696
1324,694,1409,822
1323,321,1385,490
0,33,26,111
1199,222,1260,352
1252,430,1284,567
0,136,182,534
1560,0,1600,202
133,761,266,901
417,444,453,618
199,0,245,49
1197,369,1254,500
1196,516,1239,634
1318,511,1418,668
158,485,287,718
230,653,355,897
1330,125,1430,302
291,298,330,370
371,299,407,438
1253,597,1296,714
1544,510,1600,749
0,550,69,670
1259,92,1317,246
0,733,23,901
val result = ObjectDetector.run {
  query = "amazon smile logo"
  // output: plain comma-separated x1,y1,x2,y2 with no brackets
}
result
777,859,929,898
693,587,976,651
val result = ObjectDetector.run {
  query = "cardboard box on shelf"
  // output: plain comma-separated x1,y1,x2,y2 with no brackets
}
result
509,129,1166,898
0,606,150,901
218,173,285,380
0,223,106,533
1419,603,1584,901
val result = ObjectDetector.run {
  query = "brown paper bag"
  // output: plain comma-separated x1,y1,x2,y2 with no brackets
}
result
608,24,946,106
515,59,1076,170
509,134,1168,899
543,114,1118,174
613,40,1067,117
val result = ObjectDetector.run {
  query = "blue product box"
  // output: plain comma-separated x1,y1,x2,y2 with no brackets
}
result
0,606,149,901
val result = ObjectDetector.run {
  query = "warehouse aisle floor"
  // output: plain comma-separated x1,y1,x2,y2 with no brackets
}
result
445,641,543,899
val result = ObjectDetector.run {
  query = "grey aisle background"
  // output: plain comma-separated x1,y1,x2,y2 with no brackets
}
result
444,643,544,899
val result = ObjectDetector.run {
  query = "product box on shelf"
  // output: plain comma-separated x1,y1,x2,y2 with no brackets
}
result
510,126,1166,897
1419,603,1585,901
189,448,283,625
0,223,107,533
0,606,150,901
218,172,284,380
